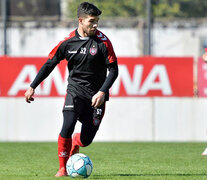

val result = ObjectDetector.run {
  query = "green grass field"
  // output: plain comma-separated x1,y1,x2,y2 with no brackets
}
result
0,142,207,180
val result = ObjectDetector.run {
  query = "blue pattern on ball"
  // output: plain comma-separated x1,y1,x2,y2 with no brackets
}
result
66,153,93,178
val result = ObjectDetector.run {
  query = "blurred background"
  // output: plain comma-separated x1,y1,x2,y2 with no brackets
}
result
1,0,207,142
1,0,207,57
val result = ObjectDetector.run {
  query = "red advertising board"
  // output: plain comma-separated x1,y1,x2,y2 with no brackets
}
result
110,57,193,97
198,57,207,97
0,56,193,97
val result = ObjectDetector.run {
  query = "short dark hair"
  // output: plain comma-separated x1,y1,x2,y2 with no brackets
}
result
77,2,102,18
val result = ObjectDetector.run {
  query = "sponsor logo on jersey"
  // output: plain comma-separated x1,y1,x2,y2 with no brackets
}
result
68,50,77,54
97,32,107,41
90,47,97,56
65,105,74,108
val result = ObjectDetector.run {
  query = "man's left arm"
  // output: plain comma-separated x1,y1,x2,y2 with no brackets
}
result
99,61,118,93
91,61,118,107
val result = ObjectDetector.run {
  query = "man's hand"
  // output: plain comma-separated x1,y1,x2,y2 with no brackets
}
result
91,91,105,108
202,52,207,62
25,87,35,103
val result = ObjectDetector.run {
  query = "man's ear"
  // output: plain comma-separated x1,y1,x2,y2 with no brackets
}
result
78,17,83,25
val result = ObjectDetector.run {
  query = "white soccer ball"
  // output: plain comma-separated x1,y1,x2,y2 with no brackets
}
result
66,153,93,178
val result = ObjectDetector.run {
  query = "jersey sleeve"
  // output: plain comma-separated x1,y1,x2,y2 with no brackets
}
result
30,58,58,89
102,38,117,65
30,30,76,89
96,30,117,64
99,61,118,93
48,30,76,61
48,39,67,62
30,40,67,89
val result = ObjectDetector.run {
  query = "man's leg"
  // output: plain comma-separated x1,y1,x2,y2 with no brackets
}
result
56,110,77,177
70,104,105,156
70,133,84,156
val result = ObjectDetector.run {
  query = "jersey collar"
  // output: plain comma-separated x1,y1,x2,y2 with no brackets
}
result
75,29,90,40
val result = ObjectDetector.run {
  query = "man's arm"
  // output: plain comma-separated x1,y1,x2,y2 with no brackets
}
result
99,61,118,93
91,61,118,107
25,87,35,103
30,59,59,89
24,59,59,103
24,39,66,103
92,32,118,107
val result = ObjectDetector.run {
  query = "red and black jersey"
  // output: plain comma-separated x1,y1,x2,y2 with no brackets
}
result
31,29,118,101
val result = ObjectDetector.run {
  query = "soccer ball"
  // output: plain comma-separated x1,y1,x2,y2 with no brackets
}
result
66,153,93,178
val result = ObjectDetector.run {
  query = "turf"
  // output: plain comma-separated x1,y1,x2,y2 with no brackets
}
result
0,142,207,180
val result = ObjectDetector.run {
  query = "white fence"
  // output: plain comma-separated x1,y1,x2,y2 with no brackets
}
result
1,26,206,58
1,97,207,142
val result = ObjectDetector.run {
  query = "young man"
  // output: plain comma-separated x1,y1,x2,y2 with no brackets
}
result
24,2,118,177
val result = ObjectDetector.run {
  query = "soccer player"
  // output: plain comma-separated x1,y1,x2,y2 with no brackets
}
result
24,2,118,177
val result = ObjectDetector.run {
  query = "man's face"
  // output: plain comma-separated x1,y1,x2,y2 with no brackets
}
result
79,15,99,36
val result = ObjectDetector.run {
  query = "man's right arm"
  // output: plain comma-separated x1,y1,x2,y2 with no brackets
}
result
25,40,66,103
24,59,59,103
25,86,35,103
30,58,59,89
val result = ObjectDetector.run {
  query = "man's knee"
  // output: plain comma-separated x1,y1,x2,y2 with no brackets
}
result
80,136,93,147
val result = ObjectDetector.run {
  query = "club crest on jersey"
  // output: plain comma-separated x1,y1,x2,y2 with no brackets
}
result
89,47,97,56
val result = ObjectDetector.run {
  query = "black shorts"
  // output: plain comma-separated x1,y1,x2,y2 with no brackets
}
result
63,93,105,126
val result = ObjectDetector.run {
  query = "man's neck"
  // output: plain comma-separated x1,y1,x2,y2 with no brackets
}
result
77,27,87,37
